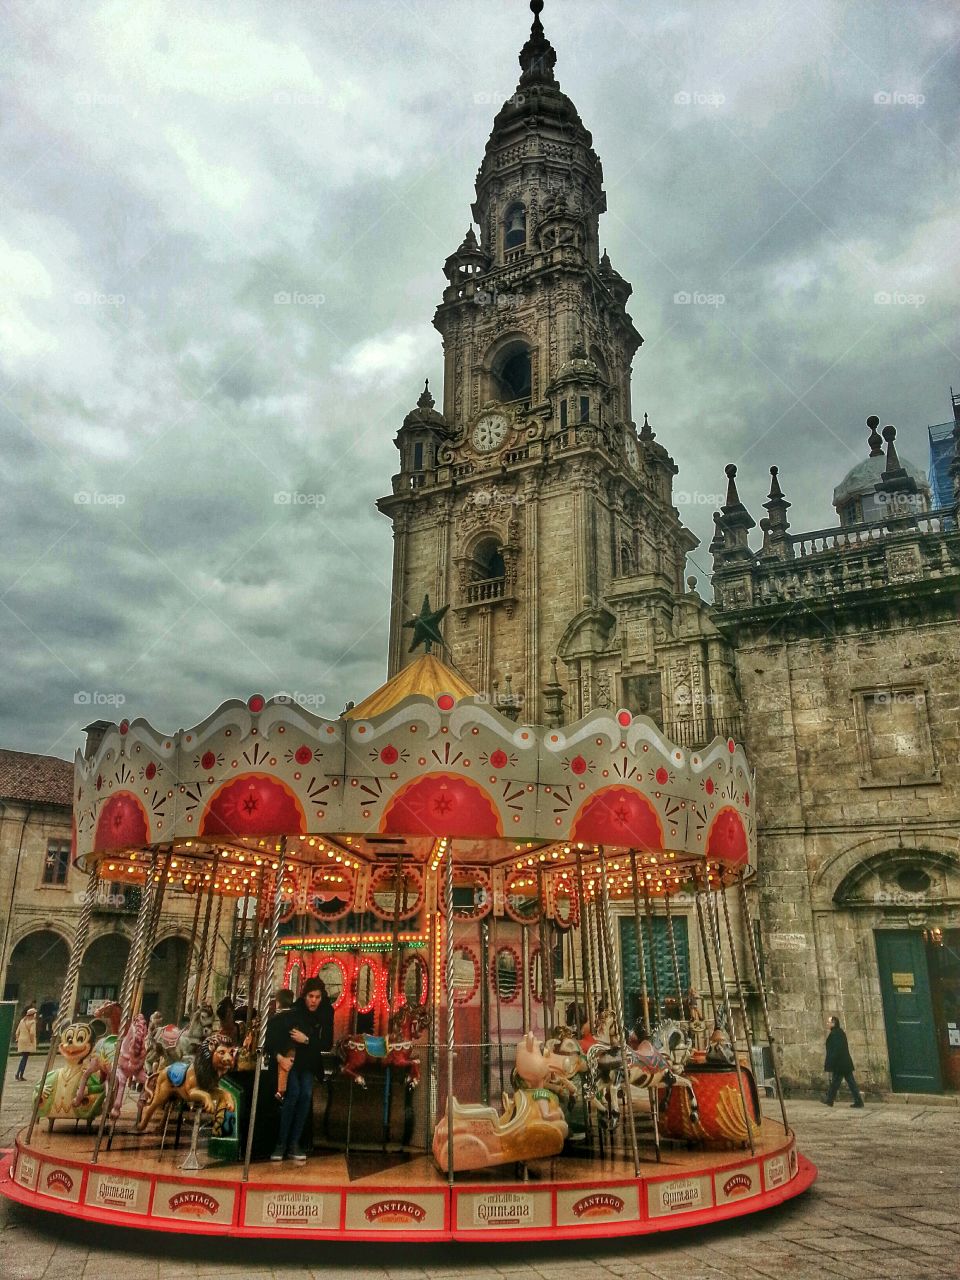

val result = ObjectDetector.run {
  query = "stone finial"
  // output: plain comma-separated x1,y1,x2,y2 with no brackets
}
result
462,226,479,250
686,575,698,593
723,463,742,508
600,247,612,272
867,415,883,457
542,653,566,728
519,0,557,84
875,422,918,517
763,464,793,557
640,411,654,441
719,463,756,558
881,424,903,476
417,378,435,410
759,516,772,555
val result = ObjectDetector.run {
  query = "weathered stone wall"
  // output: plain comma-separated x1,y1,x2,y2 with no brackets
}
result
731,604,960,1091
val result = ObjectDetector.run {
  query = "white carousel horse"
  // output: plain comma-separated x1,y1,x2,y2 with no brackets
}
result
585,1019,699,1130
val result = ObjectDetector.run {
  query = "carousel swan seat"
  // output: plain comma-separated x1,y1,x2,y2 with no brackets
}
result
658,1060,762,1146
432,1088,569,1173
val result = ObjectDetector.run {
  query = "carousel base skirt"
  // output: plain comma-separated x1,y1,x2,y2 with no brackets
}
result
1,1120,815,1242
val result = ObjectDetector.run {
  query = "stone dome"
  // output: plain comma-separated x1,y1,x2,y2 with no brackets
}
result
832,451,929,508
832,420,931,527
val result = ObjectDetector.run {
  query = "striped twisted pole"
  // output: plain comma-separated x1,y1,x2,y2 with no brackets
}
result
243,838,287,1182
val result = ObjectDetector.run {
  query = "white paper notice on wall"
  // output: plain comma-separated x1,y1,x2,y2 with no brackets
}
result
949,1028,960,1048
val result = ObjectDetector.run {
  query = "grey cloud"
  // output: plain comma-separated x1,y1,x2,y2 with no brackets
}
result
1,0,957,752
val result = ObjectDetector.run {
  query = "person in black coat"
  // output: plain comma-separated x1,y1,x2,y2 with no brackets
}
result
267,978,334,1162
823,1016,864,1107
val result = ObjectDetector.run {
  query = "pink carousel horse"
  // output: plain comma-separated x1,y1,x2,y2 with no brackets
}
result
72,1012,149,1120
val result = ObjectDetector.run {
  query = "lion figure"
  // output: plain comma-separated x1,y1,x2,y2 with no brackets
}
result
137,1034,237,1130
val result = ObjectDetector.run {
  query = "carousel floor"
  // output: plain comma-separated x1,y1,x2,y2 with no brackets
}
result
1,1117,815,1241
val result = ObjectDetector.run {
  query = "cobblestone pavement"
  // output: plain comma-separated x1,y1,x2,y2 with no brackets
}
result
1,1055,958,1280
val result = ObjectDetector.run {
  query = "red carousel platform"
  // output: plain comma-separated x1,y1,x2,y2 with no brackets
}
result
2,1117,813,1242
1,646,815,1243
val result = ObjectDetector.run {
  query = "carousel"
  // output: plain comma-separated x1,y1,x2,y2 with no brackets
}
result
1,621,815,1242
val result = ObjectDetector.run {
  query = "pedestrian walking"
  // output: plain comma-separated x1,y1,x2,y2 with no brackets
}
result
14,1006,38,1080
823,1015,864,1107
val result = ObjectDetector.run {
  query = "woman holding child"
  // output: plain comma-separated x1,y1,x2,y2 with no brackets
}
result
267,978,334,1163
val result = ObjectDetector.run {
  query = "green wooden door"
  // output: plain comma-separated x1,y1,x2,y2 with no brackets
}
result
619,915,690,1030
875,930,942,1093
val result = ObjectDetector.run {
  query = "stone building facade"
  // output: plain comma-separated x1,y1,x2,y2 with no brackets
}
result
0,745,229,1041
377,6,960,1092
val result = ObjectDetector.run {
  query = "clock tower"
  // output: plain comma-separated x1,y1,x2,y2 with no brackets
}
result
378,2,736,734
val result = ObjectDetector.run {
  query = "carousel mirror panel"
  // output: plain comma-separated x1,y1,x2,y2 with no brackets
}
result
316,957,348,1009
367,864,424,921
553,880,579,930
308,866,355,921
401,953,429,1007
354,958,378,1013
447,944,481,1005
447,866,492,920
491,945,520,1004
504,871,541,925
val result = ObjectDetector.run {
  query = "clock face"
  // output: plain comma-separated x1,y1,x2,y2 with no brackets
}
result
625,433,639,470
472,412,509,453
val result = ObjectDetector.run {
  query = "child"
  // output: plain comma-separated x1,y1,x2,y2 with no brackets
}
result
14,1007,37,1081
271,989,296,1100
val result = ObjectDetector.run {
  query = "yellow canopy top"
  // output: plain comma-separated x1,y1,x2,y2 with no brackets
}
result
344,653,478,720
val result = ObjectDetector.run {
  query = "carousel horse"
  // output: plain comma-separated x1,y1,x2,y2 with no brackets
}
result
144,1004,214,1073
338,1006,428,1090
71,1012,149,1119
433,1087,569,1173
136,1034,238,1131
34,1022,104,1128
585,1019,699,1130
579,1007,617,1051
91,1000,122,1036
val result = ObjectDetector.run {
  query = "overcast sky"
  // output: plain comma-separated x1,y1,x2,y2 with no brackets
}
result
1,0,957,758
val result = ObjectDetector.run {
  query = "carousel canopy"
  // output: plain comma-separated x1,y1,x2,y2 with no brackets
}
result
73,655,754,878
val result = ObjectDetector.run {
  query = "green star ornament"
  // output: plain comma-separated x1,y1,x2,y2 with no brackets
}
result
403,595,449,654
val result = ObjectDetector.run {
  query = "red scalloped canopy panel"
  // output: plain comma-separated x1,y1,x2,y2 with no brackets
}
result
199,774,306,839
380,773,502,839
93,791,150,853
705,806,749,866
570,786,664,851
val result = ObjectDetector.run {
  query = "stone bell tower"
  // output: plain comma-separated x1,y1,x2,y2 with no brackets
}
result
378,2,725,732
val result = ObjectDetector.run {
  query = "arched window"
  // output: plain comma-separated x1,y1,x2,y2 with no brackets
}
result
472,537,505,582
504,203,526,251
619,542,634,576
497,349,531,400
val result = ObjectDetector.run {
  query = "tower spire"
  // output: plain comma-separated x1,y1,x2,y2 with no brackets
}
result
519,0,557,85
